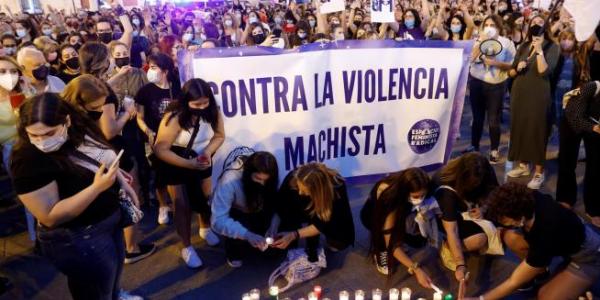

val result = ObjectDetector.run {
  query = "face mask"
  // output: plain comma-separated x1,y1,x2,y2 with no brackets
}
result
331,20,340,25
47,52,58,62
114,57,130,68
42,29,52,36
87,110,103,121
483,26,497,38
451,24,462,33
99,32,113,44
249,17,258,24
274,17,282,24
218,29,223,36
32,65,49,81
16,29,27,38
0,73,19,91
298,32,307,39
3,47,16,56
225,19,233,27
31,125,68,153
561,40,574,51
65,57,80,69
354,20,362,26
200,33,207,41
409,196,425,206
132,19,141,26
182,33,194,42
404,19,415,29
286,19,294,25
253,33,266,44
146,69,162,83
133,30,139,37
309,20,316,28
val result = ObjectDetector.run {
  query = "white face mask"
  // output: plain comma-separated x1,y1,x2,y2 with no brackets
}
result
16,29,27,38
483,26,497,38
0,73,19,91
146,69,162,84
182,33,194,42
132,19,141,26
409,196,425,206
225,19,233,27
31,125,68,153
249,17,258,24
3,47,16,56
42,29,52,36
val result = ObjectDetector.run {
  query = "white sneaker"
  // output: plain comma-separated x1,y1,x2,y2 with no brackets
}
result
527,173,545,190
157,206,170,225
119,290,144,300
227,259,243,268
199,228,220,246
506,164,531,178
181,246,203,268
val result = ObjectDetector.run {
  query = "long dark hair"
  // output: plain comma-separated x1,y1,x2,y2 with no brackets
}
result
15,93,112,173
368,168,431,273
241,151,279,212
166,78,218,130
438,152,498,204
447,15,467,40
79,41,110,77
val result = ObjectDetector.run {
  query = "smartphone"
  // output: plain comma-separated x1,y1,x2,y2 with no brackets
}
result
110,150,125,170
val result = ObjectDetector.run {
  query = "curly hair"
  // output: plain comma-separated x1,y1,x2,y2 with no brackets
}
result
486,182,535,223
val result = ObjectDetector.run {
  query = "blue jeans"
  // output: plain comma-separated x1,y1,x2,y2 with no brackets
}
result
37,211,124,300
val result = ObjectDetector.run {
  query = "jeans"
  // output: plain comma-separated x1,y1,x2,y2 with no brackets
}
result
37,211,124,300
468,77,506,151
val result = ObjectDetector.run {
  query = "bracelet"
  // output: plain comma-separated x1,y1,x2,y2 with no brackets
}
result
407,261,420,275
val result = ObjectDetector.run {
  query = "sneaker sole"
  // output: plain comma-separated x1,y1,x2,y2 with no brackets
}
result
124,247,157,264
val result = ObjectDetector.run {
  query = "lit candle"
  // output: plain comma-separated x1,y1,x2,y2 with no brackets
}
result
339,290,349,300
401,288,411,300
433,292,442,300
242,293,251,300
314,286,322,298
354,289,365,300
249,289,260,300
269,286,279,300
308,292,318,300
389,288,400,300
372,289,382,300
266,237,274,245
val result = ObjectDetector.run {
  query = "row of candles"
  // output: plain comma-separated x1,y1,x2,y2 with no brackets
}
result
242,285,450,300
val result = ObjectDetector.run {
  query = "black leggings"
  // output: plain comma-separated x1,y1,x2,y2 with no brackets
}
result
224,208,273,261
469,77,507,151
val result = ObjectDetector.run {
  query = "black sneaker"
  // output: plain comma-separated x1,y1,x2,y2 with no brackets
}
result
124,244,156,264
374,251,389,275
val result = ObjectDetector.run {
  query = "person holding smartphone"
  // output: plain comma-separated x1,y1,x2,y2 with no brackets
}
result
154,78,225,268
10,93,141,300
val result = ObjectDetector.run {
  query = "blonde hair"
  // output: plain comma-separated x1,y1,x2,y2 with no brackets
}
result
33,36,59,54
108,40,129,55
294,162,344,222
61,74,109,111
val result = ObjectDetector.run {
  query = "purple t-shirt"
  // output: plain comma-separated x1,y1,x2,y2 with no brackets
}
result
398,26,425,40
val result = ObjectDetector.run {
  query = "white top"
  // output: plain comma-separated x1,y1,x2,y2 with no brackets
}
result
172,119,214,153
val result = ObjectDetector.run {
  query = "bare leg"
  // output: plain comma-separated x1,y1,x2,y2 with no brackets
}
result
156,186,170,208
168,184,191,247
502,229,529,260
197,178,212,229
462,233,487,252
123,225,140,253
537,269,594,300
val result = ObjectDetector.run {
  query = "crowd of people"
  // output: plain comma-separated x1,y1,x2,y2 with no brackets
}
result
0,0,599,299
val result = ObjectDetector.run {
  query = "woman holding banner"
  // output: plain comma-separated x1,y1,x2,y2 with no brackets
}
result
154,78,225,268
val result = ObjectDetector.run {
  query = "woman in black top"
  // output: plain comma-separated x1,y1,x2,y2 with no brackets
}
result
360,168,436,289
56,44,80,84
273,163,355,262
10,93,138,300
465,182,600,300
433,152,525,282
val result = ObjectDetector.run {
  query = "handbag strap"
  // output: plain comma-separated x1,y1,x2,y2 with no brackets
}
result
184,116,201,157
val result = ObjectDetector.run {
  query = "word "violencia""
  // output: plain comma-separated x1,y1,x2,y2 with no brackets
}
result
208,68,449,118
283,124,386,171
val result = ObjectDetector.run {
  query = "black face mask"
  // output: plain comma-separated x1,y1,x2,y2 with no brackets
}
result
354,20,362,26
529,24,544,39
65,57,80,70
253,33,266,44
87,110,103,121
99,32,113,44
32,65,49,81
114,57,130,68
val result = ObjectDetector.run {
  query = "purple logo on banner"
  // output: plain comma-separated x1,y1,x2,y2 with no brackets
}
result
408,119,441,154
